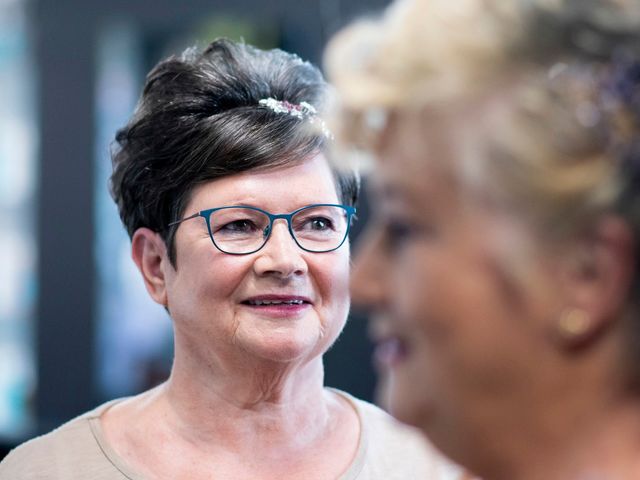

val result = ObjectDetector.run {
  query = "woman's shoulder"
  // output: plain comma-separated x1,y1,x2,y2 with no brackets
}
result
331,389,464,480
0,400,127,480
332,389,427,446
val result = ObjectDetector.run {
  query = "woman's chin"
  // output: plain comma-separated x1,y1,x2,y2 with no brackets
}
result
232,313,334,364
252,344,311,363
376,369,433,430
239,331,325,364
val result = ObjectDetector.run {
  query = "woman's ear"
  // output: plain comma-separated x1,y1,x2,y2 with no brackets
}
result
554,215,635,348
131,228,171,307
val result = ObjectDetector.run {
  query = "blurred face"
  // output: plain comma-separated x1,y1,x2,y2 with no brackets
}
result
165,154,351,366
351,109,566,453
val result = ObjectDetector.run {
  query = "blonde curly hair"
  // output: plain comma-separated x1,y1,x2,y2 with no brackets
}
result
325,0,640,239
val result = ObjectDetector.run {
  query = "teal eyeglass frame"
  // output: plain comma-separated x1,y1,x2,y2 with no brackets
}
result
167,203,357,255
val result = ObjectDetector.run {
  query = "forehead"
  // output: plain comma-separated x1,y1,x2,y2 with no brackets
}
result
372,91,515,209
372,110,461,208
188,153,340,209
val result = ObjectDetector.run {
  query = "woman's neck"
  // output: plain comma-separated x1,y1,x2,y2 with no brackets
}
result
100,352,360,480
461,390,640,480
162,351,332,448
516,402,640,480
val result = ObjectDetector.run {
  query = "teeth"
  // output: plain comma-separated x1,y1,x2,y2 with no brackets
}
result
249,299,305,306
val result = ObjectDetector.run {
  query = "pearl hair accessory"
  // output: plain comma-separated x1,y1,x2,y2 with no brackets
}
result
259,97,333,138
259,98,317,117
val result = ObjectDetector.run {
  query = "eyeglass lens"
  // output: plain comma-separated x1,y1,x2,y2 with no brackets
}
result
208,205,349,254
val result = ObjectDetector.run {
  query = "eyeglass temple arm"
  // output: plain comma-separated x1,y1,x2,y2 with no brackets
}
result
167,212,201,228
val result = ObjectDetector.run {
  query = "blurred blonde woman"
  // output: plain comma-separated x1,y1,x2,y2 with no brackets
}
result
326,0,640,479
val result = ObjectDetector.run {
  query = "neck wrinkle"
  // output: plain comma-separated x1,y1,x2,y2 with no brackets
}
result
161,347,332,453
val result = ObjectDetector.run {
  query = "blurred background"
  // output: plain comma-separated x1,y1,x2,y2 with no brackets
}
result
0,0,386,459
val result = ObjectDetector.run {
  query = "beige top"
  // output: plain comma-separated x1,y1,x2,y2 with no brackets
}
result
0,390,462,479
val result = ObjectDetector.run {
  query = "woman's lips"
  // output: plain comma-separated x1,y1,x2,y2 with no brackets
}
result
369,318,409,369
373,337,408,369
241,295,312,317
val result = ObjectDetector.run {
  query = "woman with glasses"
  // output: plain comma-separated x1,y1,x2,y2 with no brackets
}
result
326,0,640,479
0,39,455,479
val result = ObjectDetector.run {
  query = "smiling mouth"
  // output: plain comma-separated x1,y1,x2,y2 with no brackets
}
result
374,336,409,369
244,299,307,306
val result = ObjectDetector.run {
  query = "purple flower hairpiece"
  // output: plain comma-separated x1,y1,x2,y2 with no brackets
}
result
258,97,333,138
597,50,640,207
603,51,640,122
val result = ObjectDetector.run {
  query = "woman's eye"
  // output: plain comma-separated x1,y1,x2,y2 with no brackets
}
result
219,219,257,233
310,217,333,230
384,220,423,249
301,217,334,231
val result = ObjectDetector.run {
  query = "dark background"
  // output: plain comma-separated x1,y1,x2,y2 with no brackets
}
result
0,0,387,460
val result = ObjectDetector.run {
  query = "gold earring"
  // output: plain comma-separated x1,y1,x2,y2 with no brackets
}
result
556,308,592,341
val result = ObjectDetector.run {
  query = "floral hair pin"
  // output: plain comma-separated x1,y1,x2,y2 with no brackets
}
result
259,97,333,138
259,98,317,117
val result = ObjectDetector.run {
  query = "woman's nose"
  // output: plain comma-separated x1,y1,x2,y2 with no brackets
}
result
253,220,308,278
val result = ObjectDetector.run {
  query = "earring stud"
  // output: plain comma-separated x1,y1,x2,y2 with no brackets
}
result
556,308,592,341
